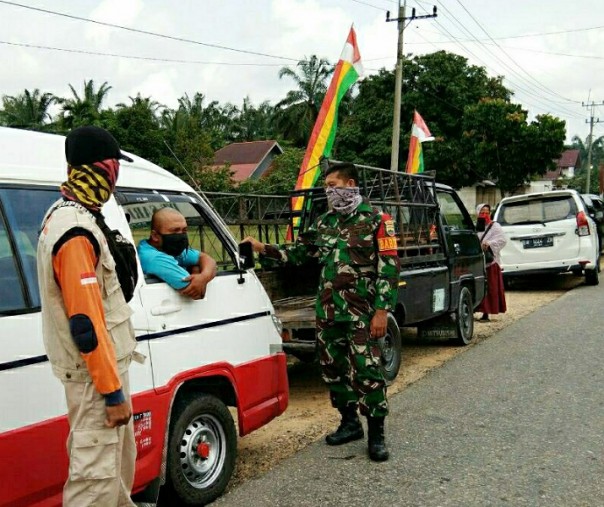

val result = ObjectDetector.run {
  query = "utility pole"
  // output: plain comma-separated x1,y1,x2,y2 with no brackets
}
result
582,100,603,194
386,2,437,171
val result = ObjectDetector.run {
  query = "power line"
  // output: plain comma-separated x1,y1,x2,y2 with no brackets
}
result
403,26,573,118
349,0,387,10
431,19,583,119
453,0,579,104
411,24,604,43
367,42,604,61
488,45,604,61
404,39,604,60
0,40,286,67
0,0,299,62
434,0,576,108
428,1,583,119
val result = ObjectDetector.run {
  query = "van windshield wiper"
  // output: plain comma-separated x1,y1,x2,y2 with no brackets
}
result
510,220,546,226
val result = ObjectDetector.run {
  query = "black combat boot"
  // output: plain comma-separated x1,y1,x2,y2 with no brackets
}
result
325,406,364,446
367,416,389,461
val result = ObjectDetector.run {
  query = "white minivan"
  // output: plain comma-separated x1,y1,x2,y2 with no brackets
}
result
0,127,289,506
493,189,600,285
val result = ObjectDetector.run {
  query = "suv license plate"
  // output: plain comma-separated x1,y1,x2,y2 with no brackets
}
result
522,236,554,249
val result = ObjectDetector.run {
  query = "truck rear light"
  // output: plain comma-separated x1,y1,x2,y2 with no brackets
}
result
577,211,590,236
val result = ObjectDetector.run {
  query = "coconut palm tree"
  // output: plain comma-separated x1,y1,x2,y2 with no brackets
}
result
59,80,112,129
569,134,604,193
275,55,334,147
234,97,276,142
176,92,237,149
0,88,58,130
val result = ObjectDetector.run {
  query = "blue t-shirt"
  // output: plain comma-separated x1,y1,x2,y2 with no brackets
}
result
138,240,201,290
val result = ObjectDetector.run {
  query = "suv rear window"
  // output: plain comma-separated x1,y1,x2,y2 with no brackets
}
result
498,195,577,225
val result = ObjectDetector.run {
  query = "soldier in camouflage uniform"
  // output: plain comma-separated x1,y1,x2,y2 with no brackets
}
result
244,162,399,461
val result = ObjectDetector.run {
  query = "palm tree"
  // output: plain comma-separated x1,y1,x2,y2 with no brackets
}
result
176,92,236,149
0,88,58,130
569,134,604,193
234,97,276,141
116,93,163,115
275,55,334,147
59,80,112,129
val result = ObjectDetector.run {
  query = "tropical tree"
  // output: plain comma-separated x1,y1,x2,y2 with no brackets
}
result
462,99,566,193
275,55,334,147
337,51,511,174
104,94,165,164
0,88,58,130
567,134,604,193
238,147,304,195
232,97,276,142
157,94,217,183
175,92,235,149
58,79,112,130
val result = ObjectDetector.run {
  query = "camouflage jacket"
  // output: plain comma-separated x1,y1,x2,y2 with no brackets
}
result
263,200,400,322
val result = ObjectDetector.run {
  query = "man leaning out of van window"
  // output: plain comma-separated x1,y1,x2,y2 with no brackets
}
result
138,207,217,299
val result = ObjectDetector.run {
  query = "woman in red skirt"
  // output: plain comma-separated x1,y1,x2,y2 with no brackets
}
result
476,203,507,321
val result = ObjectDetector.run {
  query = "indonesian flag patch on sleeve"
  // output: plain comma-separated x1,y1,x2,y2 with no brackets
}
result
80,272,98,285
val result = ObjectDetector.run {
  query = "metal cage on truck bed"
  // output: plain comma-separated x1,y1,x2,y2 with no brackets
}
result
288,161,444,264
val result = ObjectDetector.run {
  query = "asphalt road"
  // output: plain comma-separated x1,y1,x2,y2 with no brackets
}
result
214,283,604,507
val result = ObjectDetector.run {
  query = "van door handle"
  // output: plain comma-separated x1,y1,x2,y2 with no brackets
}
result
453,243,461,254
151,304,182,316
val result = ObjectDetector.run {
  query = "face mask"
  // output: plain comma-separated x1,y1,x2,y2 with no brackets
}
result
479,212,492,223
60,159,120,210
160,233,189,256
325,186,362,214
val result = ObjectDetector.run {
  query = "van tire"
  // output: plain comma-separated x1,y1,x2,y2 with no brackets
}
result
163,394,237,506
378,313,402,383
454,286,474,346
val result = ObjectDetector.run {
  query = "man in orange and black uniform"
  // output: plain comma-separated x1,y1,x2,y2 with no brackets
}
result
37,126,138,506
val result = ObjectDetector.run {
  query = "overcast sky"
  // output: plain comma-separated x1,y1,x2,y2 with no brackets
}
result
1,0,603,144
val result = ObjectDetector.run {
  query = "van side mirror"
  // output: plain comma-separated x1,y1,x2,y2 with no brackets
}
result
238,242,256,270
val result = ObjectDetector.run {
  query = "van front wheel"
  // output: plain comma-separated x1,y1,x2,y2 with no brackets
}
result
163,394,237,506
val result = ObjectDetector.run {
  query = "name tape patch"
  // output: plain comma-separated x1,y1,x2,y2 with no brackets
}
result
377,237,397,251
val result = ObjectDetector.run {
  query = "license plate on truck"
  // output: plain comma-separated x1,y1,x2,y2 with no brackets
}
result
522,236,554,249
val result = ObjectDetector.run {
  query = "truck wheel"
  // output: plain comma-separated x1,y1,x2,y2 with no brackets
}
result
454,286,474,346
163,394,237,506
378,313,402,383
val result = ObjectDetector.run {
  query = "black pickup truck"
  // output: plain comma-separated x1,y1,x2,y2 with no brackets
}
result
257,161,486,381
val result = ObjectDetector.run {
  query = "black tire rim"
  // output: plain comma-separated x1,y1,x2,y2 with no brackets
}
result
178,414,226,489
380,331,395,367
459,292,472,342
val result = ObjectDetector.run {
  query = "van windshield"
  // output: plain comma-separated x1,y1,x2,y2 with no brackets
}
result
0,187,60,309
498,195,577,225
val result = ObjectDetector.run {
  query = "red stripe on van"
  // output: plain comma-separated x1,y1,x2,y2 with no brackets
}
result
0,353,288,506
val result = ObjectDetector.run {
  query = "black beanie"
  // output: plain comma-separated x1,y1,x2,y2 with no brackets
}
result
65,126,133,166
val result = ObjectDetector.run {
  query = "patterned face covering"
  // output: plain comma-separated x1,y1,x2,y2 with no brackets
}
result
325,186,363,215
60,158,120,210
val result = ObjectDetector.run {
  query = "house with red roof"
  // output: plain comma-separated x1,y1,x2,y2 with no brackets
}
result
526,149,582,193
213,140,284,183
458,149,582,213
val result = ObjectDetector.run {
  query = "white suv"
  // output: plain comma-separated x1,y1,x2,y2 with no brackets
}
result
493,190,600,285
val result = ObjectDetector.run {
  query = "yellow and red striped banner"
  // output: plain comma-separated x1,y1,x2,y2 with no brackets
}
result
287,27,363,240
405,110,434,174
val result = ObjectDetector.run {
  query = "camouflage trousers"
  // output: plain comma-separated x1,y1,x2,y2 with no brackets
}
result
316,316,388,418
